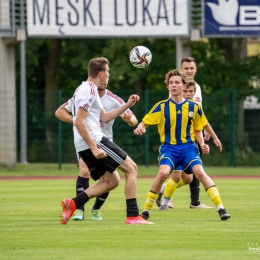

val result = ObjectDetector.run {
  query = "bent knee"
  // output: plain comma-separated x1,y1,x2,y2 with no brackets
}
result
110,177,120,189
158,170,170,182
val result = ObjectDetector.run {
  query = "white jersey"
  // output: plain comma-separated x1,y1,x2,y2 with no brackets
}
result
64,81,104,152
194,82,202,103
64,84,133,151
100,89,133,141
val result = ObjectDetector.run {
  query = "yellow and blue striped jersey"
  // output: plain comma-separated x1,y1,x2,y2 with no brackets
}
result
142,98,208,145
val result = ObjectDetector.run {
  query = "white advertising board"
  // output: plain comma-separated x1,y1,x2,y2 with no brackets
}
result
27,0,189,37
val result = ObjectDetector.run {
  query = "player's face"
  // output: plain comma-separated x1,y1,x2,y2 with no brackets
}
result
167,76,185,96
180,61,197,79
98,65,110,91
183,87,195,100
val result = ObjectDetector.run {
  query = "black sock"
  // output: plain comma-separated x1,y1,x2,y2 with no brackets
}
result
92,192,110,210
73,192,89,209
189,175,200,206
126,198,139,217
76,176,89,211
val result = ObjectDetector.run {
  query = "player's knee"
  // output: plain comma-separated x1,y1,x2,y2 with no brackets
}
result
158,170,169,182
192,166,206,181
130,161,138,175
124,161,138,176
109,175,120,189
182,174,193,184
79,167,90,178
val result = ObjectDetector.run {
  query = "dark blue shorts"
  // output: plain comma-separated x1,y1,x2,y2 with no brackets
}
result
158,142,202,174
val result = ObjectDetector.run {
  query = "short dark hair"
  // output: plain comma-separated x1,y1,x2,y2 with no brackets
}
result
186,80,196,92
88,57,109,78
164,69,186,86
181,56,196,66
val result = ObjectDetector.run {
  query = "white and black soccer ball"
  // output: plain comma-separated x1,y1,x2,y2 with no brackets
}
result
129,46,152,68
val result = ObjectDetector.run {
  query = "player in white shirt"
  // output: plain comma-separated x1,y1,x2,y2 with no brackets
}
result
55,57,153,225
157,57,212,209
59,86,138,221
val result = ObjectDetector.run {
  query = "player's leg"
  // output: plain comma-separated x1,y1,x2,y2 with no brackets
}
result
155,183,166,207
140,144,176,219
60,145,121,225
118,155,153,224
189,145,212,209
156,181,173,208
160,170,192,210
60,170,120,225
72,157,90,221
182,143,230,220
140,164,172,220
91,184,109,220
191,164,230,220
97,137,153,224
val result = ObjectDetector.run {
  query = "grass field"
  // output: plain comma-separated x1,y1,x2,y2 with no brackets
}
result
0,166,260,260
1,163,260,177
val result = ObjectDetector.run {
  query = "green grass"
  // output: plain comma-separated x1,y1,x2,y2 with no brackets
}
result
0,177,260,260
0,163,260,177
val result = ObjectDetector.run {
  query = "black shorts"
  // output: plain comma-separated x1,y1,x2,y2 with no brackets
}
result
79,137,127,181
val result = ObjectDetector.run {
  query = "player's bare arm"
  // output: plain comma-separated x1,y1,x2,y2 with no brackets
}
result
203,130,211,141
134,121,147,135
122,111,138,126
100,94,140,123
126,94,140,107
204,123,222,152
55,105,73,124
194,130,210,154
74,107,107,159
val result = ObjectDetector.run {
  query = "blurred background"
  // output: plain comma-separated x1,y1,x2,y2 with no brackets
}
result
1,0,260,168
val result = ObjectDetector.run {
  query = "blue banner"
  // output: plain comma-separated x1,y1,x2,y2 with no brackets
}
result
203,0,260,36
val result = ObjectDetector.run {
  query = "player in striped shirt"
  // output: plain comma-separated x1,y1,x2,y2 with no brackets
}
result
159,80,222,210
134,69,230,221
157,57,212,209
56,57,153,225
58,86,138,221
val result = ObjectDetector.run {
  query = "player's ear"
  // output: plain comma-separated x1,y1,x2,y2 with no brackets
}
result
98,71,103,78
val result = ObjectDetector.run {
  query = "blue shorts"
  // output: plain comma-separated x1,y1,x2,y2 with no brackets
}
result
158,142,202,174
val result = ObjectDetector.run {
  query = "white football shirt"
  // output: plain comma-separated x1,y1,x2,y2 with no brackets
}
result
194,82,202,103
100,89,133,141
64,81,104,152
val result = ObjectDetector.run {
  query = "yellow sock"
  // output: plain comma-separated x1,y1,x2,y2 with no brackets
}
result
176,178,186,189
164,178,179,199
144,191,158,211
206,186,222,207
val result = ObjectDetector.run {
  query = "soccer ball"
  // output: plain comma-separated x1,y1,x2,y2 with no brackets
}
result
129,46,152,68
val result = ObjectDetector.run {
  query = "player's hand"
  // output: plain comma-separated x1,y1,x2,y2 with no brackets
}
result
201,144,210,154
126,94,140,108
134,124,146,135
213,138,222,152
204,130,210,141
91,147,107,159
122,111,132,120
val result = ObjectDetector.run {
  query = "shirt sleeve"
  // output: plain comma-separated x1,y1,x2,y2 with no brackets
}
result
107,91,133,117
63,98,72,113
142,102,162,126
193,104,208,131
78,84,103,111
